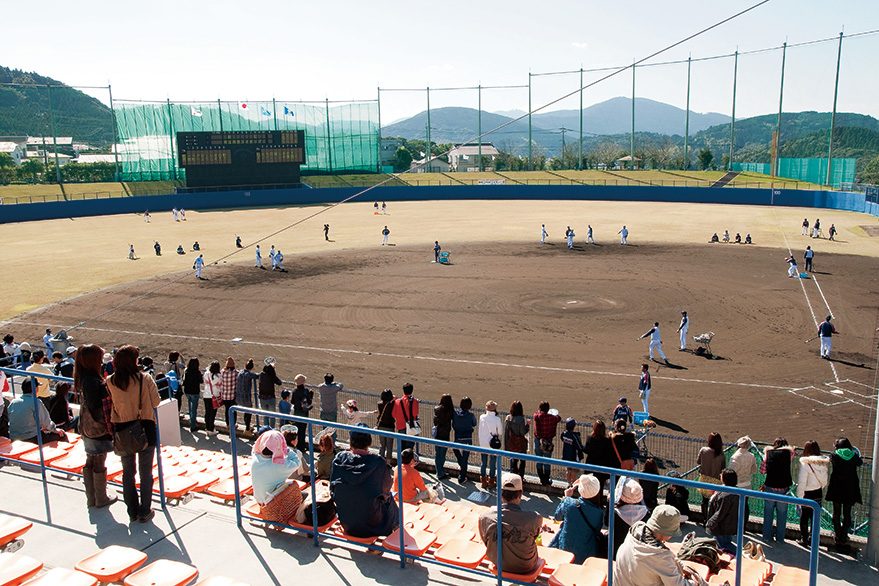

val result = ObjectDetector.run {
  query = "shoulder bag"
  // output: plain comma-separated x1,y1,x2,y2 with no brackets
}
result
113,375,149,456
402,397,421,436
576,503,608,558
611,434,635,470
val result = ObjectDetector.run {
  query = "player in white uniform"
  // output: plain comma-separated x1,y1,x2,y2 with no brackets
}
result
180,209,186,221
639,322,668,363
638,363,652,414
587,225,594,244
193,254,205,279
144,210,151,223
566,227,575,249
255,244,263,269
817,315,838,359
381,226,390,245
268,245,276,266
677,311,689,351
618,225,629,245
273,250,286,272
128,244,136,260
540,224,548,244
785,255,799,278
172,208,179,222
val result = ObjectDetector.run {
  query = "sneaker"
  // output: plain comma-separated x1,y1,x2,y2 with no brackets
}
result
139,510,155,524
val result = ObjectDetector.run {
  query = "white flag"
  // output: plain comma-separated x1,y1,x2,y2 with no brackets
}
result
190,106,203,117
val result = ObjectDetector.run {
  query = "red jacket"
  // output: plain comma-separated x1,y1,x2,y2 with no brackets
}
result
391,395,419,431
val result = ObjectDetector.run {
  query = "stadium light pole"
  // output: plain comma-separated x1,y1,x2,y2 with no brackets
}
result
426,87,431,167
46,85,63,187
728,49,738,171
684,56,691,170
578,67,583,171
108,83,121,182
325,98,333,173
630,60,635,165
478,84,482,172
217,99,224,133
775,42,787,177
376,88,382,173
826,31,844,186
166,99,176,180
528,73,532,171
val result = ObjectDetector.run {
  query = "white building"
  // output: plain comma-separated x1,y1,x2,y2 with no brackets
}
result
448,143,499,172
74,154,117,164
0,141,25,165
410,156,450,173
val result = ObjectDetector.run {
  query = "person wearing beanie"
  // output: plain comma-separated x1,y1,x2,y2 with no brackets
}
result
478,472,543,575
609,477,649,559
549,474,605,562
560,417,585,485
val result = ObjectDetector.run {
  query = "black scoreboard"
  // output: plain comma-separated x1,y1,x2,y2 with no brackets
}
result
177,130,305,189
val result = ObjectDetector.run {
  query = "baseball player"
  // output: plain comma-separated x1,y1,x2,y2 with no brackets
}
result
587,225,594,244
324,224,330,241
374,202,379,214
154,241,161,256
812,218,821,239
381,201,387,214
566,227,575,250
677,311,689,351
828,224,837,241
273,250,287,272
144,210,151,223
268,245,276,265
638,363,652,414
381,226,390,245
235,235,243,248
255,244,264,269
817,315,838,359
540,224,548,244
434,241,441,262
801,218,809,236
180,208,186,221
193,254,205,279
618,225,629,245
172,208,179,222
639,322,668,363
804,246,814,272
128,244,136,260
785,255,799,278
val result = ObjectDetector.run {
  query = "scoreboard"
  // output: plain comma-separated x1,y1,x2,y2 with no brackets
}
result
177,130,305,188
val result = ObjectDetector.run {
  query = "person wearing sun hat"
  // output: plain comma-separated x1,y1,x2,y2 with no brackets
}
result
614,504,706,585
610,477,649,559
549,473,605,562
478,472,544,575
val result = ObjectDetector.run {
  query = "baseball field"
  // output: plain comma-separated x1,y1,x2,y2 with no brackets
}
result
3,198,878,454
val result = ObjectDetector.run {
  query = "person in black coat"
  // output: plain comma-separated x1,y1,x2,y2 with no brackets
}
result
182,358,202,433
824,437,863,548
291,374,313,452
433,394,454,479
583,419,614,493
375,389,396,462
258,361,282,428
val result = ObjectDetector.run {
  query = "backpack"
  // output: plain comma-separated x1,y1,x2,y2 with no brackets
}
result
676,532,721,574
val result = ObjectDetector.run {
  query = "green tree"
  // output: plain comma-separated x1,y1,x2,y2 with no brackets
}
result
393,146,413,172
861,154,879,184
18,158,44,183
0,152,14,184
697,147,714,170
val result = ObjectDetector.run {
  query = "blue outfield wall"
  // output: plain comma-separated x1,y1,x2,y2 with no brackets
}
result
0,183,874,224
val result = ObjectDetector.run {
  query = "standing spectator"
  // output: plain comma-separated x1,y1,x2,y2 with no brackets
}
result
220,357,238,429
478,473,543,575
317,373,343,423
560,418,585,485
258,359,282,428
583,419,613,491
42,328,54,354
641,458,660,514
202,361,222,436
697,432,727,523
391,383,420,452
761,437,795,543
549,474,605,563
706,469,740,554
795,440,829,547
611,397,633,427
106,345,161,523
504,401,529,479
182,358,202,433
7,379,65,443
610,419,638,471
278,390,292,416
101,352,114,378
375,388,396,462
825,437,863,551
432,394,454,479
26,350,54,399
478,400,503,489
533,401,561,486
291,374,313,452
74,344,117,509
610,477,648,559
235,359,260,433
163,352,185,410
729,435,757,518
452,397,477,484
343,399,376,427
614,506,702,586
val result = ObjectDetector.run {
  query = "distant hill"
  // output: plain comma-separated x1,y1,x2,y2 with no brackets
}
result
0,66,113,145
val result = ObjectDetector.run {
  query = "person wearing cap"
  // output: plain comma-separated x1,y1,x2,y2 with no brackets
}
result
26,350,54,399
533,401,562,486
331,426,399,538
478,472,544,575
817,315,838,360
612,398,633,427
614,505,705,586
637,364,652,414
706,469,741,554
610,477,649,559
560,418,585,485
548,474,605,562
477,400,503,489
17,342,33,369
677,311,689,351
728,436,757,519
291,374,313,451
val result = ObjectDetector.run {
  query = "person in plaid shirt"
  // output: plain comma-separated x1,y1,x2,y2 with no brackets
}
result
220,357,239,430
533,402,561,486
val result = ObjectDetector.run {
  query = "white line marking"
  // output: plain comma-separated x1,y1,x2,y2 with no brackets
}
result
811,274,833,319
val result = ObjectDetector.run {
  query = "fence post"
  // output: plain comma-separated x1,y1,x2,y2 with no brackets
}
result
231,407,242,528
826,32,844,186
397,434,405,568
607,471,617,586
734,490,745,586
495,451,503,586
808,503,821,586
31,376,51,523
154,408,166,509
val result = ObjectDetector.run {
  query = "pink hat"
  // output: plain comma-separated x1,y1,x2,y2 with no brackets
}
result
253,429,288,465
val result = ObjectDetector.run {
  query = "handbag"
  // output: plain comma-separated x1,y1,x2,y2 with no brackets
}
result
401,397,421,436
697,474,721,498
539,438,555,454
207,375,222,409
611,435,635,470
577,503,608,558
112,375,149,456
489,433,502,450
505,422,527,453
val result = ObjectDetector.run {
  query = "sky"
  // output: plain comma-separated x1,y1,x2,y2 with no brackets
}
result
4,0,878,125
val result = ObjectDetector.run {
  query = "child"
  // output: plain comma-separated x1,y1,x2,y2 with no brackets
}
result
664,470,691,521
560,417,585,484
279,390,292,416
316,433,338,480
343,399,376,427
706,468,740,553
392,449,443,504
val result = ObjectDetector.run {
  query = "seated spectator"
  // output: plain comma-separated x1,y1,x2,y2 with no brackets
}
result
330,426,398,538
641,458,660,514
7,379,66,443
706,468,740,554
478,472,544,575
709,233,719,243
316,433,338,480
250,429,304,524
614,505,704,585
664,471,691,521
393,448,442,504
53,348,75,378
560,417,585,485
549,473,605,562
734,232,742,244
26,350,54,399
609,477,648,559
722,230,730,243
47,382,75,430
279,425,308,481
745,233,752,244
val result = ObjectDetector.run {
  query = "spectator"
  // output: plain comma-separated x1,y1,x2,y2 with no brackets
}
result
250,429,304,524
330,427,398,538
549,473,604,562
220,357,238,428
202,361,222,436
533,401,561,486
140,356,155,378
47,382,74,430
278,425,309,481
42,328,54,354
663,471,691,521
560,417,585,485
641,458,660,514
452,397,477,484
610,419,637,471
235,359,260,433
706,468,740,554
101,352,114,378
54,348,76,378
375,388,396,462
258,359,282,428
393,448,442,504
343,399,375,427
614,505,704,586
316,433,338,480
18,343,33,370
479,472,544,574
317,373,343,423
291,374,313,451
612,397,633,426
825,437,863,551
25,350,53,399
795,440,829,547
0,386,8,439
610,477,648,559
278,390,292,416
432,394,454,479
7,379,65,443
182,358,202,433
697,432,726,522
478,400,503,489
1,334,20,367
163,352,185,409
74,344,117,509
584,419,613,491
504,401,529,479
106,345,161,523
761,437,795,543
728,436,757,490
391,383,420,451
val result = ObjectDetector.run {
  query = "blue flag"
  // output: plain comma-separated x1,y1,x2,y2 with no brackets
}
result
283,106,295,117
260,106,272,117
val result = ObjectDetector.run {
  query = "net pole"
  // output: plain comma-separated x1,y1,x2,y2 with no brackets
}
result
325,98,333,173
527,73,532,170
46,85,63,186
578,68,583,170
729,50,738,171
272,98,278,131
630,60,635,165
426,87,431,167
826,31,843,186
478,84,482,171
167,99,176,180
684,56,691,170
108,84,121,181
774,42,787,177
376,88,382,173
217,99,224,132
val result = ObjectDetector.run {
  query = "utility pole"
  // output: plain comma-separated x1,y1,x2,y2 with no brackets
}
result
528,73,532,170
578,68,583,170
826,32,844,186
775,42,787,177
684,56,691,170
478,84,482,171
729,50,738,171
426,87,431,168
630,60,636,163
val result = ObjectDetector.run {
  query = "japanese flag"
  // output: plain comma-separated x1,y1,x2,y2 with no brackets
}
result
240,102,248,110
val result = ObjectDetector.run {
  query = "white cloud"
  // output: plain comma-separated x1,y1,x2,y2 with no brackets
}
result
571,42,589,49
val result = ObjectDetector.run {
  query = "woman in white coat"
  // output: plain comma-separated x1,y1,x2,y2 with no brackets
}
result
478,400,504,489
795,440,830,547
202,360,222,436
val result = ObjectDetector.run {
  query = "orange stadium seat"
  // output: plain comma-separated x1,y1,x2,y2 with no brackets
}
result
123,560,198,586
184,472,219,492
0,441,38,461
22,568,98,586
17,445,70,466
75,545,147,583
153,476,198,500
415,503,446,524
429,521,470,546
549,558,608,586
193,578,250,586
382,528,436,557
206,477,252,504
680,561,711,582
331,526,378,546
50,451,87,474
0,515,32,552
286,516,337,535
0,552,43,586
488,558,546,583
433,538,486,569
772,565,810,586
537,546,575,574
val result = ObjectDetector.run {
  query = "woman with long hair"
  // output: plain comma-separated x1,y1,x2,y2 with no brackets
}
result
432,394,454,479
451,397,476,483
795,440,829,547
761,437,795,543
583,419,613,491
182,357,201,433
106,345,161,523
202,360,222,436
504,400,529,479
375,388,396,462
697,432,727,523
74,344,118,509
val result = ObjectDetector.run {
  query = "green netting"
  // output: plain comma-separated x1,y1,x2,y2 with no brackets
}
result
778,157,856,187
731,162,771,175
114,99,379,181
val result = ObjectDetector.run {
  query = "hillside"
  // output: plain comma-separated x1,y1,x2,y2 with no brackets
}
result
0,66,113,145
